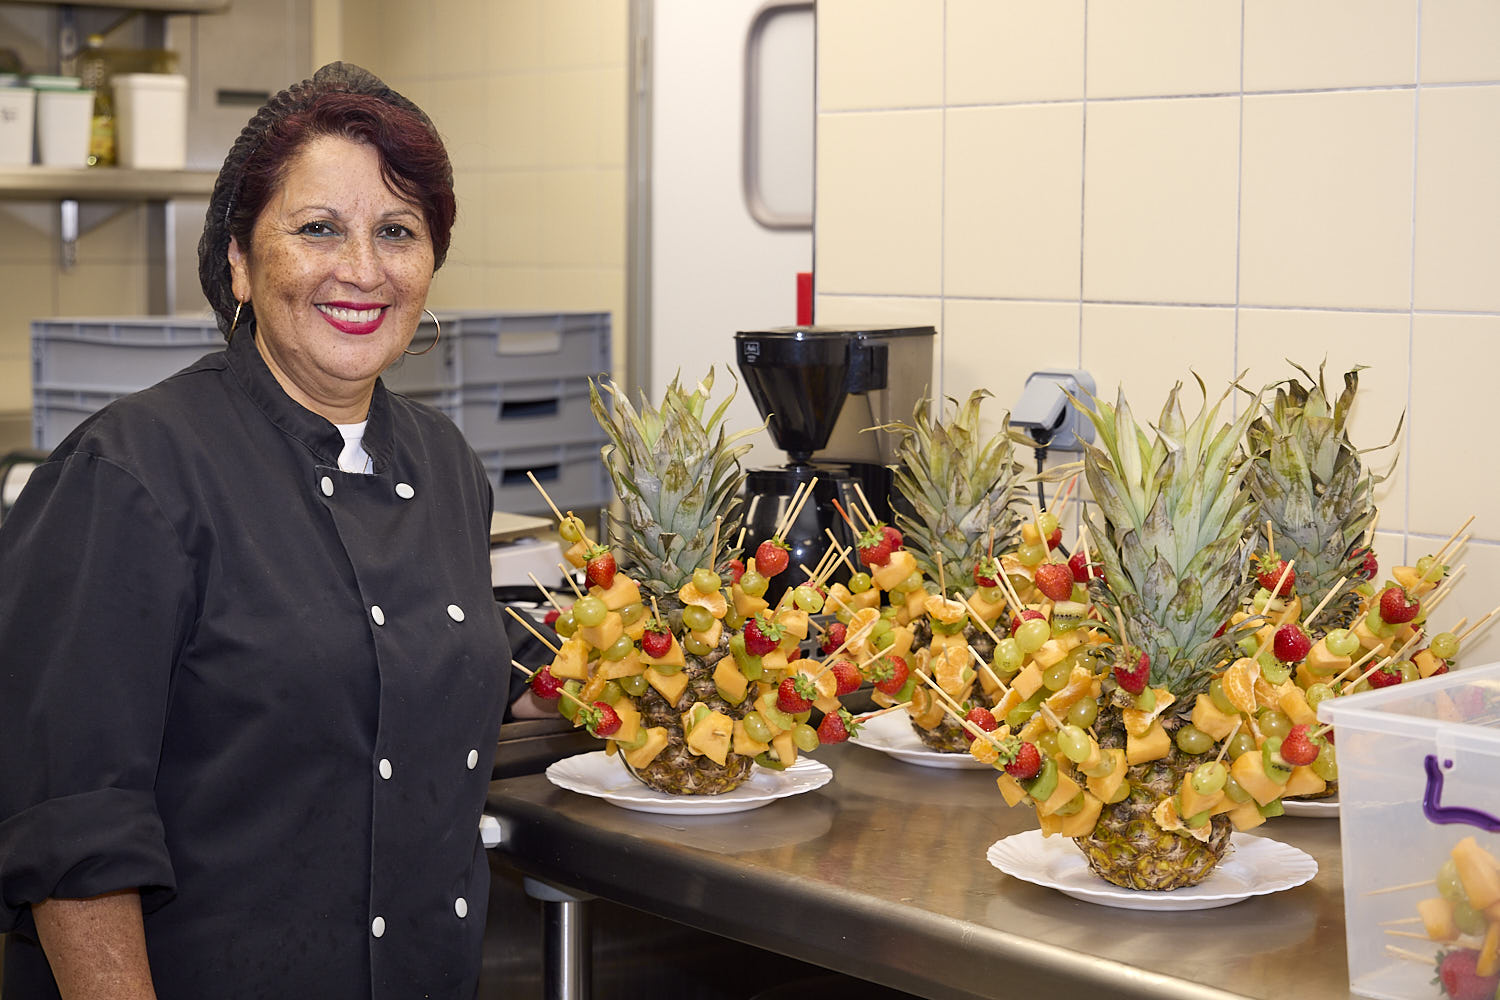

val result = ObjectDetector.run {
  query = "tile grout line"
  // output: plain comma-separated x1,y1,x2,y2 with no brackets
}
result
1403,0,1424,568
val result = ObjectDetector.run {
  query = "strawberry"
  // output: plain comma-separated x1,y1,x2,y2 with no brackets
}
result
1273,624,1312,663
1436,948,1500,1000
1379,585,1419,624
1004,741,1042,780
1429,658,1450,676
543,607,562,626
584,545,617,590
1045,527,1063,550
816,708,860,744
880,524,903,551
754,538,790,578
641,621,672,659
777,675,816,714
727,557,746,584
743,615,783,656
1009,608,1046,636
1352,545,1378,581
820,621,848,655
1280,724,1319,767
973,557,1002,588
1033,562,1075,602
830,659,862,696
871,654,910,695
1255,555,1295,596
1067,549,1102,584
964,706,998,740
1368,664,1404,688
586,702,621,737
1113,649,1150,695
856,526,893,568
528,666,564,699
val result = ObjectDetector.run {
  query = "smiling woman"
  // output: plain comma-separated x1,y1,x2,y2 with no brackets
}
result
0,64,509,1000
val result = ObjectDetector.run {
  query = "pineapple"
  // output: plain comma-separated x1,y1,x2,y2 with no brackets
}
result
1073,378,1262,890
589,370,760,794
885,390,1029,752
1242,363,1389,631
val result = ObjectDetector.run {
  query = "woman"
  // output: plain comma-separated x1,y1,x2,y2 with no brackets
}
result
0,64,508,998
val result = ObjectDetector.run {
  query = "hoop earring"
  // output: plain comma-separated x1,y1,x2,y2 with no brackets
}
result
405,309,441,357
229,300,245,339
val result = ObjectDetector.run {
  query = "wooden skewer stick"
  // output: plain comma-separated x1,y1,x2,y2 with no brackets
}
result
969,645,1009,694
1053,474,1079,523
1301,575,1348,634
650,596,665,627
786,476,820,535
1310,723,1334,742
527,469,566,522
852,481,879,525
913,668,969,718
937,552,947,598
1457,604,1500,644
998,567,1030,620
1383,944,1436,967
1266,520,1276,561
857,701,915,722
1213,719,1242,765
830,497,859,532
773,481,809,540
528,572,565,613
505,606,561,655
1429,515,1476,567
1038,703,1066,731
964,599,1004,645
1332,645,1383,685
826,529,860,576
510,659,590,712
1348,654,1399,691
1031,502,1056,563
1424,565,1467,613
1384,929,1438,943
914,670,1002,746
557,564,584,599
1365,878,1436,896
1378,917,1425,927
708,516,722,575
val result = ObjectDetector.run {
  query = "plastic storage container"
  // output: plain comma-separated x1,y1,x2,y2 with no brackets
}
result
0,82,35,165
382,311,611,393
1318,663,1500,1000
34,83,94,167
112,73,187,169
478,439,610,517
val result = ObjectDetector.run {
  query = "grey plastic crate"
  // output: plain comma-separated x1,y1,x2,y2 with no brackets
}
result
33,386,125,449
32,317,223,393
396,376,605,452
481,439,610,516
383,310,610,392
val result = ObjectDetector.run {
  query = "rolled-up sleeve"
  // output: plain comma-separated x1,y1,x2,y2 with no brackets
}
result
0,450,193,931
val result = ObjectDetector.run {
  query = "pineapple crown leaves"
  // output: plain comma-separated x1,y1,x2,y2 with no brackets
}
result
1075,376,1263,700
589,369,760,595
881,389,1029,579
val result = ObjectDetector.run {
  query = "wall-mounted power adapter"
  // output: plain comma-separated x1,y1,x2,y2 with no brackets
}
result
1012,369,1096,452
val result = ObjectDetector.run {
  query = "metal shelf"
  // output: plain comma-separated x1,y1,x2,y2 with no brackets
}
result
0,166,218,201
4,0,229,11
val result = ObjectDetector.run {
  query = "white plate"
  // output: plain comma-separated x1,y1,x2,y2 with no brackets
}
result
848,711,991,770
1281,795,1339,818
545,751,832,815
986,830,1318,910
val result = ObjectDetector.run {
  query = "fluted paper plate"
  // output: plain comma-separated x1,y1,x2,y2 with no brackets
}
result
848,711,992,770
1280,795,1339,818
986,830,1318,910
546,751,831,815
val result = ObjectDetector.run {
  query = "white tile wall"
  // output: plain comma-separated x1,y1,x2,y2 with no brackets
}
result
816,1,1500,665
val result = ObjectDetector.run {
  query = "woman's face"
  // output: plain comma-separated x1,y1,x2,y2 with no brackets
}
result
228,134,435,422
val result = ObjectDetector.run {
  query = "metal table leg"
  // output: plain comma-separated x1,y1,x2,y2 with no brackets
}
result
522,877,595,1000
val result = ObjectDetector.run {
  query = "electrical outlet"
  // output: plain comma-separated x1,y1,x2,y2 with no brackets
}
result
1011,369,1096,451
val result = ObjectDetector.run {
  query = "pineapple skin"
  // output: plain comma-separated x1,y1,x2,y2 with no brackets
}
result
910,621,999,753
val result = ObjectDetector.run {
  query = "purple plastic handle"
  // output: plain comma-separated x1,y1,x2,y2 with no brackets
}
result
1423,754,1500,832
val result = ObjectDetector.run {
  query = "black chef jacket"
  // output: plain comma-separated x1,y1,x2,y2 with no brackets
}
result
0,330,509,999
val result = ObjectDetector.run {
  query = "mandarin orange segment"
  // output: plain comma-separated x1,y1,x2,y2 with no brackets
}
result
1221,657,1261,714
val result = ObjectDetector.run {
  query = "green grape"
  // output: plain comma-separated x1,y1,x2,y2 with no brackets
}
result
1257,708,1291,741
572,595,608,628
1066,697,1098,728
724,607,745,631
1038,511,1060,538
620,673,649,697
1228,730,1257,759
1237,635,1260,658
977,585,1004,604
692,568,722,594
1070,584,1090,603
650,659,683,675
1454,901,1487,936
792,723,820,752
1106,780,1131,804
1175,725,1214,755
558,681,583,720
1058,725,1091,763
1261,659,1291,685
1053,790,1087,817
1223,773,1252,803
1398,660,1420,682
1311,746,1338,782
1133,688,1156,713
743,712,773,744
793,585,823,612
1365,609,1396,638
1324,628,1360,657
873,630,896,651
880,605,900,620
599,680,623,704
1036,731,1060,757
901,571,925,593
992,638,1023,674
1209,678,1236,715
554,609,578,638
1429,631,1460,659
1043,662,1072,692
1305,683,1335,711
558,515,585,543
848,571,872,594
1016,542,1048,567
1192,761,1228,795
1016,619,1051,654
681,604,715,633
601,636,634,661
870,618,893,637
618,601,646,626
683,634,713,657
1437,859,1469,905
1418,555,1446,582
739,570,768,598
1005,705,1035,729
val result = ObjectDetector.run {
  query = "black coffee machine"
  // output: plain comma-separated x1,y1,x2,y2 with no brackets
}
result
734,325,936,605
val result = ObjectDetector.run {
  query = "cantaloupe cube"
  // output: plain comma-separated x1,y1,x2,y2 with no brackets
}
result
760,648,789,673
1477,920,1500,977
1031,639,1069,669
733,586,770,620
964,589,1006,625
996,773,1029,807
733,720,770,757
1179,774,1225,818
872,549,917,591
1035,771,1082,817
1303,640,1350,679
1126,721,1171,766
645,665,689,705
685,709,733,766
847,588,881,614
1415,649,1448,678
1085,750,1127,804
593,574,642,611
1417,897,1459,942
1225,797,1267,831
1011,662,1045,700
623,727,669,768
598,651,646,679
549,637,591,680
689,619,723,651
576,612,623,652
640,634,686,669
1191,694,1239,741
609,699,641,744
1278,685,1318,727
1282,765,1326,799
1230,751,1286,806
713,659,749,704
902,587,928,622
770,730,798,767
563,538,589,568
1453,837,1500,910
774,608,809,641
1053,791,1104,838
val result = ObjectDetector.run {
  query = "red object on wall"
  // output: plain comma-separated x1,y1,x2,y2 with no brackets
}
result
796,272,813,326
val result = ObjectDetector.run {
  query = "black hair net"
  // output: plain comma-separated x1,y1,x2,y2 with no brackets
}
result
197,62,443,339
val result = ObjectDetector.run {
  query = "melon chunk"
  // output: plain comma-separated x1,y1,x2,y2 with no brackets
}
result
1126,720,1171,766
576,612,624,652
640,634,686,669
1011,662,1045,700
594,574,642,611
872,549,917,591
1225,797,1267,831
712,659,749,704
1453,836,1500,910
1230,751,1285,806
733,720,770,757
549,637,591,680
1085,750,1127,804
623,727,669,768
1035,771,1082,818
1038,792,1103,838
1282,765,1326,799
1417,897,1459,942
645,665,689,705
996,772,1028,807
685,708,733,765
1191,694,1239,741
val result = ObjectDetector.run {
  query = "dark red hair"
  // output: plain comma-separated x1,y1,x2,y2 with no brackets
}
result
225,90,456,269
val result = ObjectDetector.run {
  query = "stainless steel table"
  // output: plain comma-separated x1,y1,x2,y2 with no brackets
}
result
486,741,1353,1000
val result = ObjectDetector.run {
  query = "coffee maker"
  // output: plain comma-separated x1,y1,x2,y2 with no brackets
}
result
734,325,936,605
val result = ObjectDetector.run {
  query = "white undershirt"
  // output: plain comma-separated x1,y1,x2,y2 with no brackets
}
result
336,420,374,474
